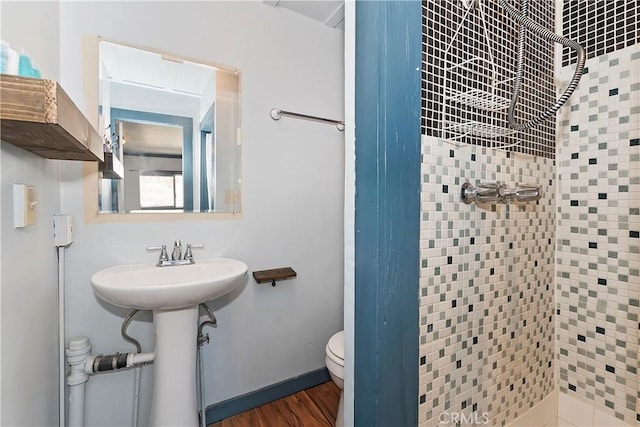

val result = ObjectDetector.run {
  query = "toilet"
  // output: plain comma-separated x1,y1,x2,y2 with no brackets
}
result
325,330,344,427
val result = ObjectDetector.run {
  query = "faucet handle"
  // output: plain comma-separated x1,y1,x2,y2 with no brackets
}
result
183,243,204,261
514,184,542,202
147,245,169,263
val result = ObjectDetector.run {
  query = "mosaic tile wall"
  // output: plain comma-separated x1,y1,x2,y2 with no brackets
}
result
421,0,557,158
418,136,556,426
562,0,640,67
556,43,640,425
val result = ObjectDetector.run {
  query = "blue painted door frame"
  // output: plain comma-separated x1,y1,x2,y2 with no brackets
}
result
110,108,194,211
354,1,421,426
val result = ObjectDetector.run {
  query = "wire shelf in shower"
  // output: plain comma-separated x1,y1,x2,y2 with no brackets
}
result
442,57,514,113
445,88,511,112
444,120,517,139
439,0,517,145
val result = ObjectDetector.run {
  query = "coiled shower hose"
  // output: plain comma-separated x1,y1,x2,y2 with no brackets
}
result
499,0,586,131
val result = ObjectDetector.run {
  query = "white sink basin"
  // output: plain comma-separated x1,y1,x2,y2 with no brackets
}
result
91,256,248,425
90,257,248,310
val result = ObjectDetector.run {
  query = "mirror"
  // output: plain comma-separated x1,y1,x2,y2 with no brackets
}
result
97,40,241,214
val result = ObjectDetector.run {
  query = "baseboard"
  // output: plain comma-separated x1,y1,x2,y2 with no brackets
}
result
205,367,331,424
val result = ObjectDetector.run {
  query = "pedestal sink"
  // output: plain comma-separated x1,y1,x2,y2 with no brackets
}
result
90,257,248,426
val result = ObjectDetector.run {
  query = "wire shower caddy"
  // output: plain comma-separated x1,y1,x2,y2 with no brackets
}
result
439,0,518,147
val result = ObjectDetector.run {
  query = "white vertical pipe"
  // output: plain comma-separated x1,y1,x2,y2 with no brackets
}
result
67,383,85,427
58,247,66,427
66,336,91,427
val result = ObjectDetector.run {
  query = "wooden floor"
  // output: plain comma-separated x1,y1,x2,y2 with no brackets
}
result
210,381,340,427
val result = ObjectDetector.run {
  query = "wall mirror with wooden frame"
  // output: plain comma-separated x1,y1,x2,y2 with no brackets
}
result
97,40,241,214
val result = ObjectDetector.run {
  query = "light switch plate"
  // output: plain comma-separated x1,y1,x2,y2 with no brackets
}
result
13,184,37,228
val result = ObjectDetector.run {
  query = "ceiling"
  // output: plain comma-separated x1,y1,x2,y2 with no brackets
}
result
100,41,216,97
120,121,183,156
263,1,345,30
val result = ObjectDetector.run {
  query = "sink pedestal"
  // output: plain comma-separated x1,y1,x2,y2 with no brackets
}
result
149,306,199,427
90,257,248,426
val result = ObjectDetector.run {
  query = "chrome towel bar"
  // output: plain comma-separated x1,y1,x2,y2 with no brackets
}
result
461,182,541,205
270,108,345,131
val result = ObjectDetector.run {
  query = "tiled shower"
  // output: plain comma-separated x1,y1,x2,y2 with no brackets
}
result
419,1,639,426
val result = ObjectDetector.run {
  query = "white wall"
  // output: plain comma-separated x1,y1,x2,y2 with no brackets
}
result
0,2,61,424
343,2,355,426
200,72,216,122
58,2,344,425
214,71,241,211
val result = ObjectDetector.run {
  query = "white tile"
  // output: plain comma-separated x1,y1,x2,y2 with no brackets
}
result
593,407,629,427
512,410,530,427
555,417,577,427
526,402,544,427
558,393,594,427
540,391,558,426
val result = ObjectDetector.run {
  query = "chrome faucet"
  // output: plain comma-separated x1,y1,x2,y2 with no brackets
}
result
171,240,182,261
461,182,542,205
147,241,204,267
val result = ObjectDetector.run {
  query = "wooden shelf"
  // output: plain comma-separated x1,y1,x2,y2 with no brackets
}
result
0,74,103,162
253,267,297,286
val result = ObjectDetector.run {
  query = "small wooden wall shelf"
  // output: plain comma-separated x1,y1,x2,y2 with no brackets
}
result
100,151,124,179
253,267,297,286
0,74,103,162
